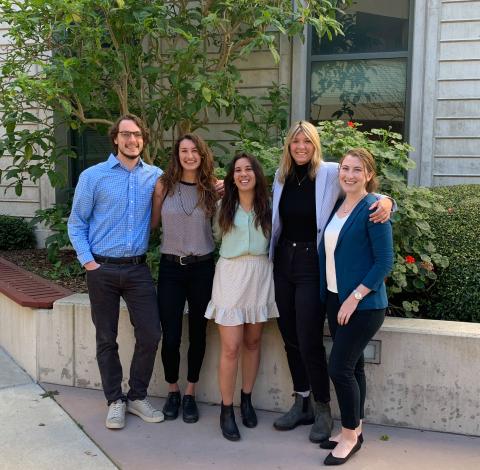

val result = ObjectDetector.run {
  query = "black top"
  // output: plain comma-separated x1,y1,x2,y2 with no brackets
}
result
278,163,317,242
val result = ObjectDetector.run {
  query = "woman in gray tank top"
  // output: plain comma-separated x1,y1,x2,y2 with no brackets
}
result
151,134,218,423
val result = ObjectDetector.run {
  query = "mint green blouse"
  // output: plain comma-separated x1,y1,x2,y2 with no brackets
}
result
214,205,269,258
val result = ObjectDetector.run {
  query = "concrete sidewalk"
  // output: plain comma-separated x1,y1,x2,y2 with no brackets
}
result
0,347,116,470
42,384,480,470
2,347,479,470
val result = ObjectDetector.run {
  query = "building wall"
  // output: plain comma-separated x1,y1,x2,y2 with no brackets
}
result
0,22,55,246
408,0,480,186
184,33,291,146
2,2,479,237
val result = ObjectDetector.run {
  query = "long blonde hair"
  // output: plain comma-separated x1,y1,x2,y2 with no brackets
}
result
278,121,323,183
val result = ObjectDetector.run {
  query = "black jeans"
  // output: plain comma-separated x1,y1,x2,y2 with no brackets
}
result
86,262,161,404
326,291,385,429
273,242,330,403
157,256,215,384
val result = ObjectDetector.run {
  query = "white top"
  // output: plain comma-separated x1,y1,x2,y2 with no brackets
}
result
324,213,349,293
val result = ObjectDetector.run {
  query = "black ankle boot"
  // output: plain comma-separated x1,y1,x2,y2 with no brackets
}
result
240,390,258,428
220,402,240,441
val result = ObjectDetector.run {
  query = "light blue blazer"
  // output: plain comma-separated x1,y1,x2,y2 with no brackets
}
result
269,161,341,260
318,194,394,310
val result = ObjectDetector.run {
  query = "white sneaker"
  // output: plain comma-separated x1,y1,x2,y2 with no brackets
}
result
106,399,126,429
127,398,164,423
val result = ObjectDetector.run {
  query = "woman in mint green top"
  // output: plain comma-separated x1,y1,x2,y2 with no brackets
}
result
215,204,269,258
205,153,279,441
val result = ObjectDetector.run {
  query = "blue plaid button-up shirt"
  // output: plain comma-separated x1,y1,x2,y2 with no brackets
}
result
68,154,163,266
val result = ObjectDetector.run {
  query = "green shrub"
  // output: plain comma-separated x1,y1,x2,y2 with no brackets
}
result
420,184,480,322
31,203,72,263
0,215,35,250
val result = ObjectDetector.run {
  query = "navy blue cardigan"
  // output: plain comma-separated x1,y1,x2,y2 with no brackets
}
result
319,193,394,310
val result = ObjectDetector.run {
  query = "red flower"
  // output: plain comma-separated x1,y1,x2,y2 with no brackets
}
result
405,255,416,264
347,121,355,128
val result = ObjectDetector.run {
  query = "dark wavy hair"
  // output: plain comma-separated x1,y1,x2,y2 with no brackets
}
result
109,114,150,154
218,153,271,237
161,133,217,217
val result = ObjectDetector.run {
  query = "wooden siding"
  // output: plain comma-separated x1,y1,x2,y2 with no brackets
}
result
434,0,480,185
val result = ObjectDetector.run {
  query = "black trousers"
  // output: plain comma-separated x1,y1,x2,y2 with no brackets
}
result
157,256,215,384
86,262,161,404
326,291,385,429
273,242,330,403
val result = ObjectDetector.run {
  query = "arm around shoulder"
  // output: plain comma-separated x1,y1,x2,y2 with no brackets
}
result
151,178,166,229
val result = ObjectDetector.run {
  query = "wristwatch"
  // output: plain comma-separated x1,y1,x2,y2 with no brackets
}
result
353,289,363,301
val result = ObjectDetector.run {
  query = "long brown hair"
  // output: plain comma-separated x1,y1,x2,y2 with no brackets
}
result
218,153,271,237
161,133,217,217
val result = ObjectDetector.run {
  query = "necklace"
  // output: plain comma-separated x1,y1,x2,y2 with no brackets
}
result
341,193,367,214
178,184,198,216
294,171,307,186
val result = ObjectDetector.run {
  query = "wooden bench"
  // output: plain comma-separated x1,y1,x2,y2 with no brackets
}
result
0,257,72,308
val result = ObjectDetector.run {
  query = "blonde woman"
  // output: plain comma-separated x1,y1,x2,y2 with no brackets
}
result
270,121,393,443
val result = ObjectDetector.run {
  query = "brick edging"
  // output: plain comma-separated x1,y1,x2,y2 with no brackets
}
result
0,256,73,308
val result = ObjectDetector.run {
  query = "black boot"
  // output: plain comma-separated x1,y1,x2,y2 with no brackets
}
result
220,402,240,441
240,390,258,428
273,393,314,430
309,399,333,443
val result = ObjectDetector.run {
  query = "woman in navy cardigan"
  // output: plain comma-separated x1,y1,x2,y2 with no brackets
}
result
318,148,393,466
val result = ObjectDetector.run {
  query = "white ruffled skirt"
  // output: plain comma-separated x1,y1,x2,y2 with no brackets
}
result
205,254,279,326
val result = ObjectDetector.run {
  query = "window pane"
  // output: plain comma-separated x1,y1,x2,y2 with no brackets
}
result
71,128,112,186
310,59,407,134
312,0,409,54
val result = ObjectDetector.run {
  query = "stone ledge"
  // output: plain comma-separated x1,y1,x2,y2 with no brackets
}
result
378,317,480,338
1,291,480,436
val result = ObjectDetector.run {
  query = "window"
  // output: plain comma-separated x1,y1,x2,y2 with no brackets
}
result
308,0,411,134
70,129,112,187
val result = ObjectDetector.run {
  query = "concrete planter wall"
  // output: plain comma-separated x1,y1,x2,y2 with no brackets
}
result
1,292,479,436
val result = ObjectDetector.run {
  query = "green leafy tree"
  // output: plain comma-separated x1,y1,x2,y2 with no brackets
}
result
0,0,346,194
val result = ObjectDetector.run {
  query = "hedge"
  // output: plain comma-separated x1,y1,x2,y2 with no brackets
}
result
0,215,36,250
421,184,480,322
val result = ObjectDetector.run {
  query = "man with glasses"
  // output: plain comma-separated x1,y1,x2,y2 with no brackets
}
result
68,114,164,429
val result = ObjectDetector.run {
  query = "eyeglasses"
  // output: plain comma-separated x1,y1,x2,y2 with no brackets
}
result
118,131,143,139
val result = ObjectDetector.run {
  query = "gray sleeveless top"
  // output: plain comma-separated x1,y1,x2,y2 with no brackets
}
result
160,182,215,256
